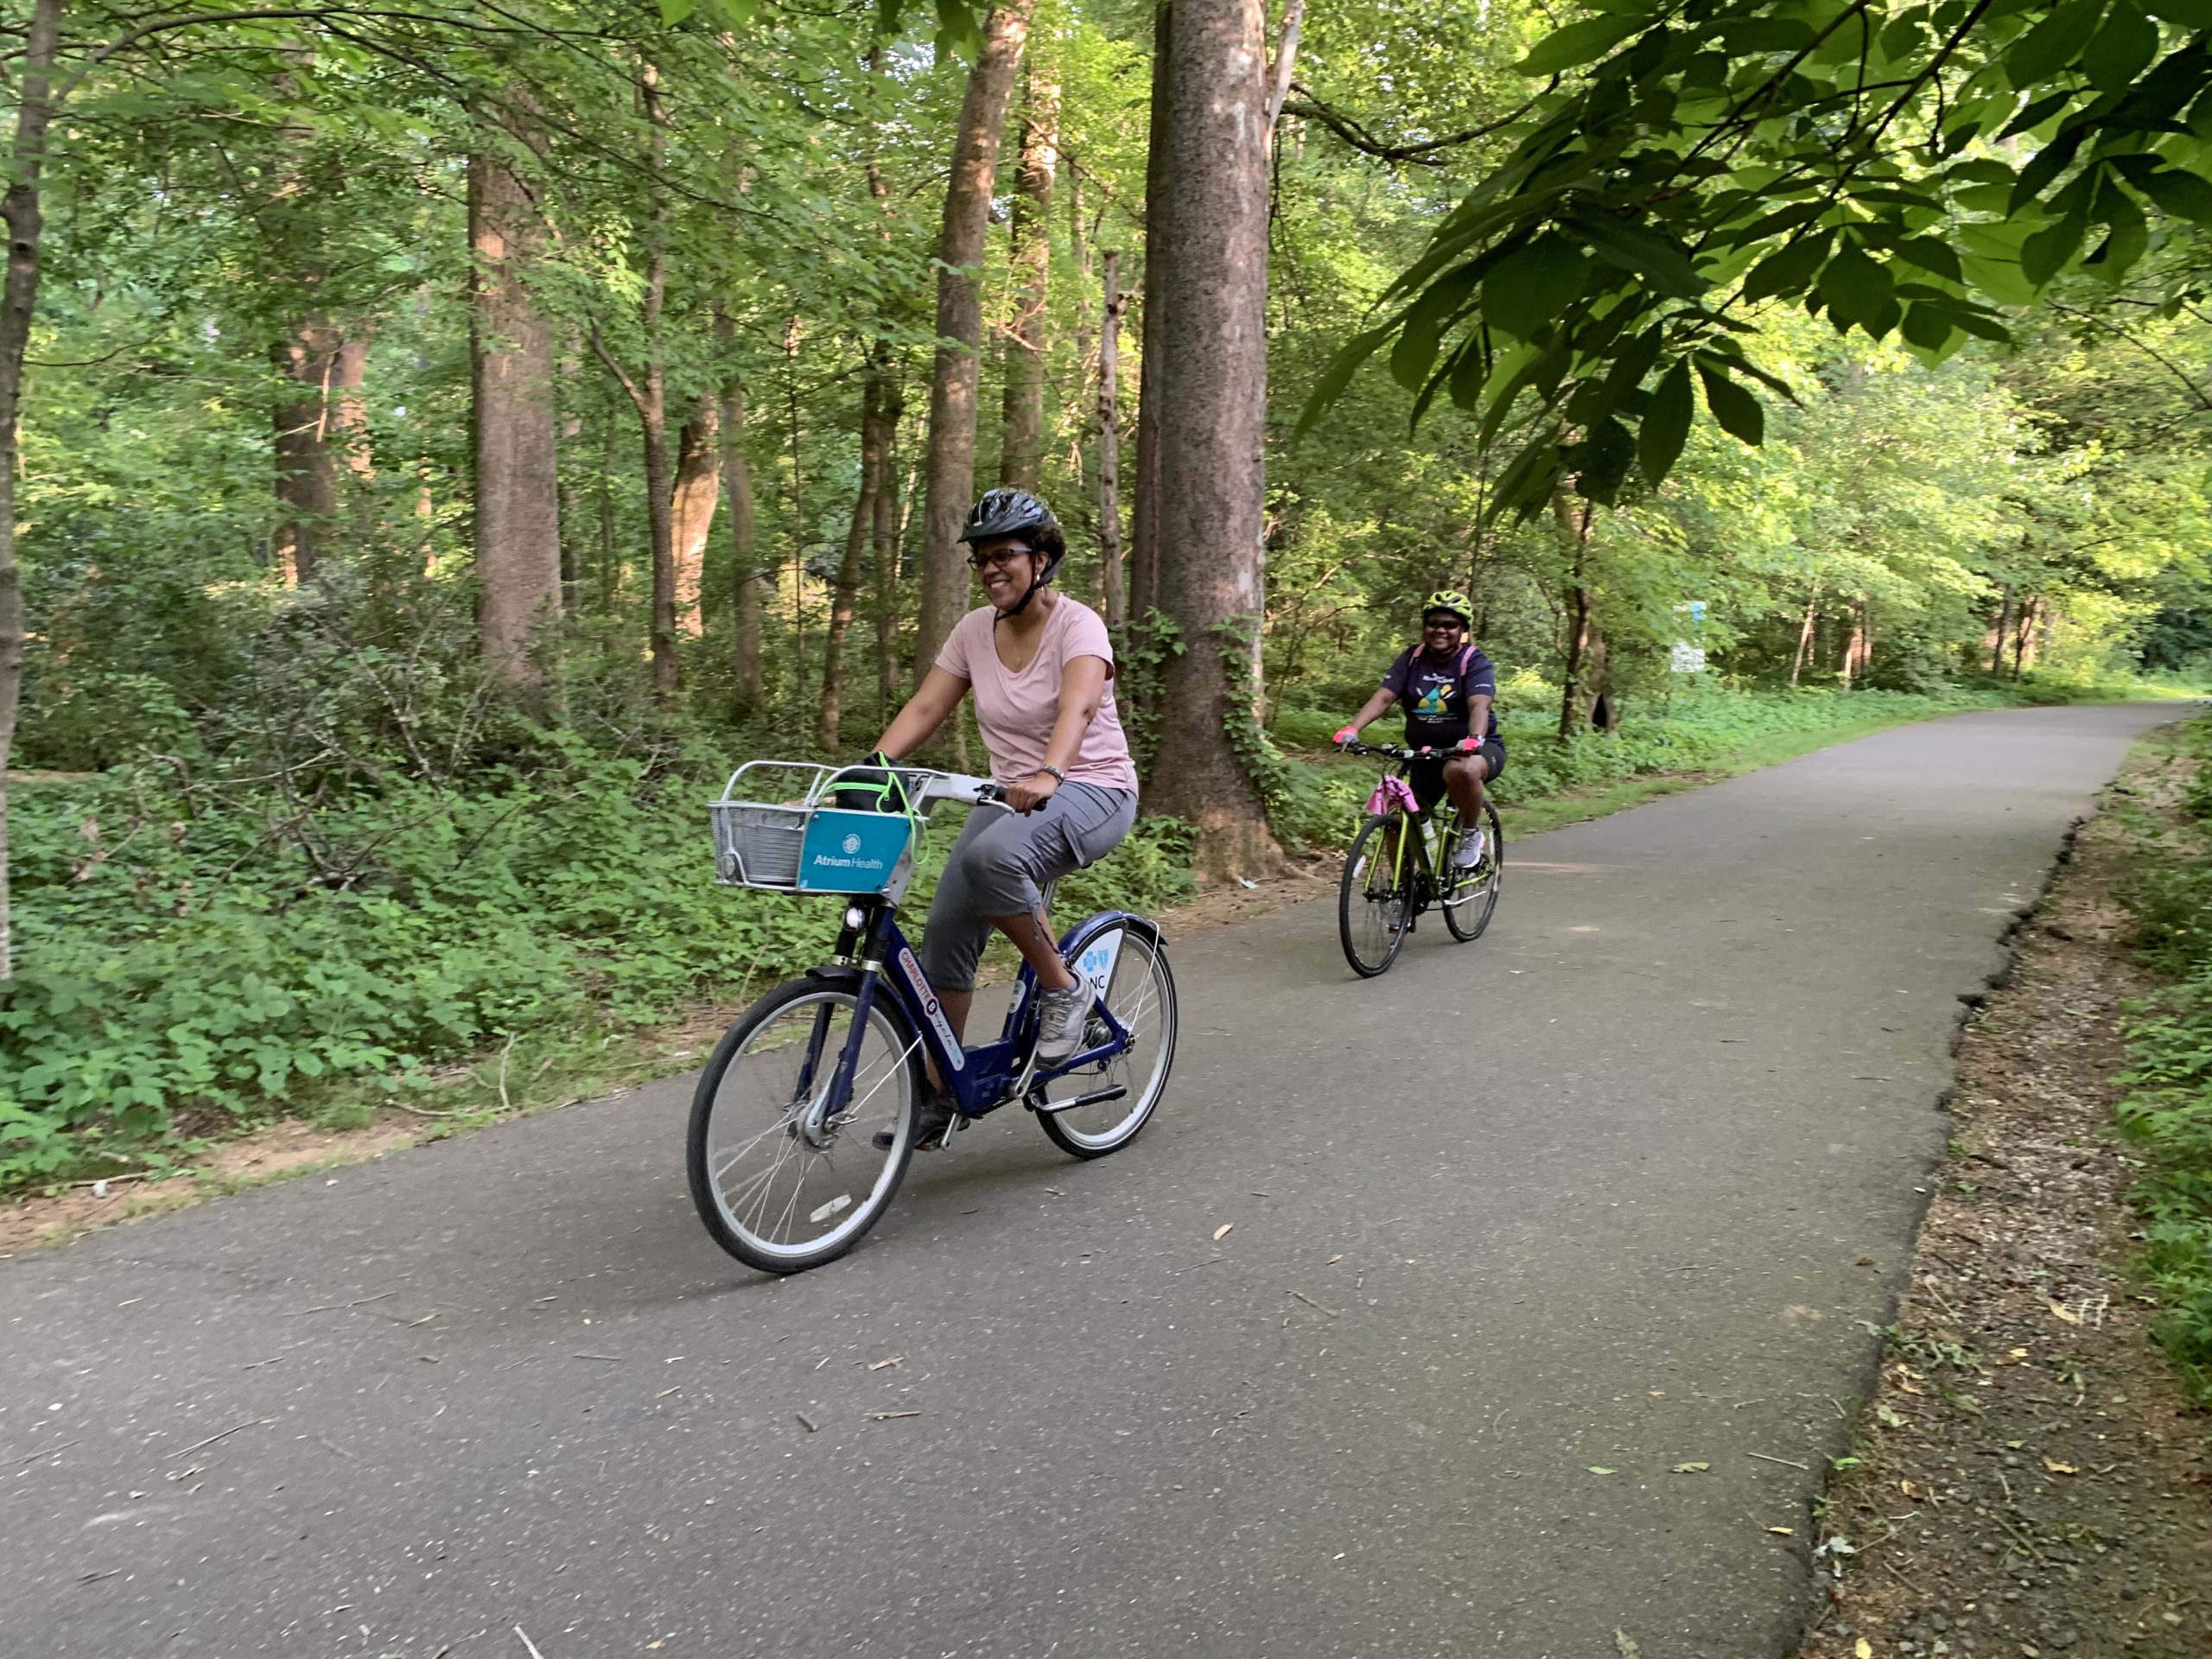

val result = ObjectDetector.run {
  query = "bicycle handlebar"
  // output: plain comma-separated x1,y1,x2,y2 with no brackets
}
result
1341,740,1465,760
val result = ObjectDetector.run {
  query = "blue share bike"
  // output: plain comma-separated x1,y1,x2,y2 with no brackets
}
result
687,760,1179,1274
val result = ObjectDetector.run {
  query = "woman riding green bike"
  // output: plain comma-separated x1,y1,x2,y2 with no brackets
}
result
864,488,1139,1148
1332,588,1504,870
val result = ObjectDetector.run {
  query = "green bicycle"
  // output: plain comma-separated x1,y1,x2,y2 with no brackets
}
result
1337,741,1503,977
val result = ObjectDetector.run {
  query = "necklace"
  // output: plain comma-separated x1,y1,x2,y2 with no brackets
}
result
993,595,1055,674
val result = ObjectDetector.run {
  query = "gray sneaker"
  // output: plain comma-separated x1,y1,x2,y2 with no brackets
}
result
1453,826,1487,870
1034,971,1100,1065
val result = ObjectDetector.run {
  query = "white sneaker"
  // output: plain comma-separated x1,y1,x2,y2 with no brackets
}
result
1453,827,1487,870
1035,970,1100,1065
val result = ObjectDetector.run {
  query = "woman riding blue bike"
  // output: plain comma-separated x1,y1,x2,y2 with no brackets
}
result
866,488,1139,1147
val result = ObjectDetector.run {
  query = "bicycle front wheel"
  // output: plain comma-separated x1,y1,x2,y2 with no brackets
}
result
1338,816,1409,977
1443,799,1503,942
1036,921,1179,1158
687,978,922,1274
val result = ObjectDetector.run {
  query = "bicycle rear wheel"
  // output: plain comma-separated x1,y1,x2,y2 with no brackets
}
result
687,978,922,1274
1443,799,1503,942
1035,921,1178,1159
1338,816,1410,977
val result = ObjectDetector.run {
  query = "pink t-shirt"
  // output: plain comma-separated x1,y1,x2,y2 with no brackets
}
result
935,597,1141,793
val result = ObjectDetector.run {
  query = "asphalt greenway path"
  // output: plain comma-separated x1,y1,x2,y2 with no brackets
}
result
0,703,2181,1659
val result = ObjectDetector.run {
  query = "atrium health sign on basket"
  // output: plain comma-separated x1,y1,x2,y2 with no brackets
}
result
797,809,914,893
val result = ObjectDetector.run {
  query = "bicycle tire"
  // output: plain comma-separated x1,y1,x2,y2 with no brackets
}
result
1035,922,1179,1159
687,977,923,1274
1338,815,1410,977
1443,799,1504,943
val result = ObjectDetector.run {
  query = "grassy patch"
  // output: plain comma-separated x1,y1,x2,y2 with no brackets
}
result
2113,715,2212,1404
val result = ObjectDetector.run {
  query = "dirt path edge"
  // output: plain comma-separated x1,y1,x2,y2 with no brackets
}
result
1793,735,2212,1659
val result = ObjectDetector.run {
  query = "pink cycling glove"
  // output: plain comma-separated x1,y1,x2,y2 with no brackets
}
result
1333,726,1360,747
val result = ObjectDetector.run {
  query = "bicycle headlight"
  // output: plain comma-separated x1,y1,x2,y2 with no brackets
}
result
843,906,866,930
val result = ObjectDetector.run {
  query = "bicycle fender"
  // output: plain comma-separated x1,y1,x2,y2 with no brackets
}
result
799,964,931,1053
1057,908,1164,958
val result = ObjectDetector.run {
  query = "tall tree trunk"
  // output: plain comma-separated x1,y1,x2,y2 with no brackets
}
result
1838,605,1866,685
1141,0,1282,883
1127,0,1174,645
595,408,619,614
1096,249,1127,629
1584,613,1614,730
333,332,373,480
1790,584,1820,685
557,349,584,611
639,363,675,694
916,0,1036,676
1263,0,1306,132
1552,489,1594,737
588,63,677,698
273,317,344,586
469,123,563,694
671,392,720,636
0,0,60,980
876,451,910,722
784,315,807,708
1069,168,1094,530
820,363,895,752
999,69,1058,491
1989,582,2013,676
715,308,764,710
2012,594,2037,679
723,381,764,710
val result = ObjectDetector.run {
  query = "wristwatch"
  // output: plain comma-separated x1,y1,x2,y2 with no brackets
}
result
1034,764,1067,785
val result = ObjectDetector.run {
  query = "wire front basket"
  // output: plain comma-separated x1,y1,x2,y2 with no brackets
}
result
712,800,810,889
709,760,930,900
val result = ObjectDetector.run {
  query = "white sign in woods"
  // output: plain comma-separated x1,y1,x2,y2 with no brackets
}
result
1670,600,1709,674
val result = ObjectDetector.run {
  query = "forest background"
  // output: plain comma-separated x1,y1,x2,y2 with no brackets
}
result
3,0,2211,1183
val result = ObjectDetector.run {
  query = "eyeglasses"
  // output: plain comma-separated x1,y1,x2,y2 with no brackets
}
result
969,545,1034,570
1422,615,1468,631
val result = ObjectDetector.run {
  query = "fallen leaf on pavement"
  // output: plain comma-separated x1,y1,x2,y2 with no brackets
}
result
2049,1301,2080,1324
1588,1466,1616,1475
868,1356,906,1371
1856,1640,1872,1659
2043,1457,2077,1475
1614,1631,1639,1658
1671,1462,1710,1474
1900,1479,1929,1499
1768,1527,1795,1536
1212,1224,1234,1242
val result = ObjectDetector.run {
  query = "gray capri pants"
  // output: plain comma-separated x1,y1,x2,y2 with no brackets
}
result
917,781,1139,992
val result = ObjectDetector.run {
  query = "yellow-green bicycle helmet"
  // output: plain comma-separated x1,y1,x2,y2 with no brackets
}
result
1421,588,1473,625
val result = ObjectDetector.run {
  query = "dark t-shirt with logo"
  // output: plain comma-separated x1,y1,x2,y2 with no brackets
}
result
1382,644,1500,747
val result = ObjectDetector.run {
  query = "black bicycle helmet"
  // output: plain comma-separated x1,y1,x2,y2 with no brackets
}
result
959,487,1058,544
960,488,1065,619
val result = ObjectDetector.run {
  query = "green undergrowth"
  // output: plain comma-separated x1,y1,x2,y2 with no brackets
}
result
0,744,1192,1192
0,674,2174,1197
2113,715,2212,1404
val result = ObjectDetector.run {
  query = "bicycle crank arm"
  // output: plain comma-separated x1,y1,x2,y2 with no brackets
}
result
1033,1083,1128,1116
